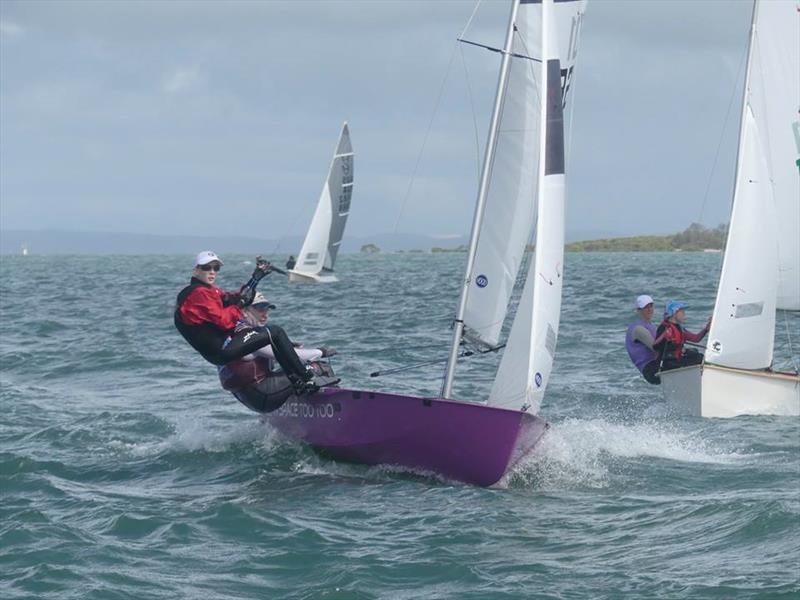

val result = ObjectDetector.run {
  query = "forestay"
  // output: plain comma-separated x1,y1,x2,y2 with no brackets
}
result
747,0,800,311
461,0,584,348
705,107,777,370
488,0,585,412
294,123,354,277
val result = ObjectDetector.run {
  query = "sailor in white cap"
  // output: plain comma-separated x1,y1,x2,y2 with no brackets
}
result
174,251,333,395
625,294,661,384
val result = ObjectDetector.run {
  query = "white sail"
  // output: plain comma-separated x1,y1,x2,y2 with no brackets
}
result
706,107,778,370
293,123,354,281
461,0,585,348
747,0,800,311
488,0,585,412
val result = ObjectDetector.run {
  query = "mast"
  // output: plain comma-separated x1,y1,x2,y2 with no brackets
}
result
441,0,521,398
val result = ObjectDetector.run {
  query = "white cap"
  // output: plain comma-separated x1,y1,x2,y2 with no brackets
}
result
635,294,654,309
251,292,276,309
195,250,223,267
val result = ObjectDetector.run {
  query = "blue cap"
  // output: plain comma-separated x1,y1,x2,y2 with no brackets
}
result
665,301,689,317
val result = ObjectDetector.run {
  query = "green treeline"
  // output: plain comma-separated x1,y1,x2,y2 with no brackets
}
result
566,223,728,252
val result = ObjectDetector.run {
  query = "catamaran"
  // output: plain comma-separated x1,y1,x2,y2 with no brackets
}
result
660,0,800,417
265,0,587,486
288,122,354,283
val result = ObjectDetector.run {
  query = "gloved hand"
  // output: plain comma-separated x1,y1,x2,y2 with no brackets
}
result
221,291,242,307
238,286,256,307
251,255,272,282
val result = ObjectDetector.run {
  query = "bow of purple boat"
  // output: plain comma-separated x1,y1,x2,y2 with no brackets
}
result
265,388,548,487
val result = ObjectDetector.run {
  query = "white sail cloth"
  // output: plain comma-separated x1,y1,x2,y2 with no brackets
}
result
706,107,778,370
461,0,585,348
748,0,799,311
488,0,586,412
294,123,354,278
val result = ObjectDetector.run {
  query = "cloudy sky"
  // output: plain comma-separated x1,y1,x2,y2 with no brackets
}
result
0,0,753,241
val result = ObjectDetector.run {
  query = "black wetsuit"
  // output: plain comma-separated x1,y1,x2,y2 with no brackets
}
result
174,278,310,380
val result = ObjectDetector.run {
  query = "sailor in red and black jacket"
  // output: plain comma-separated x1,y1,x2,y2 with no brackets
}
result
653,300,711,371
174,251,314,388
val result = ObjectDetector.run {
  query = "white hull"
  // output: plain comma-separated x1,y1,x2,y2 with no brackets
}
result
287,270,338,284
661,363,800,418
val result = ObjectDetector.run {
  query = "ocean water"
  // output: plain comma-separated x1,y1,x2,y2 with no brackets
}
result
1,252,798,599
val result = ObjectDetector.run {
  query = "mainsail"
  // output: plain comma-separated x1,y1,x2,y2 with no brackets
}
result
489,0,584,412
293,123,354,279
461,0,585,348
748,0,799,311
442,0,585,404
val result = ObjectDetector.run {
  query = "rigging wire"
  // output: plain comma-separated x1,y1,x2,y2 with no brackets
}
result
459,43,483,185
391,39,461,235
696,41,749,226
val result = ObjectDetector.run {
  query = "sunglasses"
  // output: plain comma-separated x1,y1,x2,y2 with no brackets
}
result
199,263,222,272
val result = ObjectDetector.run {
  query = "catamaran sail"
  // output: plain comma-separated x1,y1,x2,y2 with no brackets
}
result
661,0,799,417
289,123,354,283
266,0,588,487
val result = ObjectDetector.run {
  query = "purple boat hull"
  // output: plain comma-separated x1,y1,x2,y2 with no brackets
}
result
264,387,549,487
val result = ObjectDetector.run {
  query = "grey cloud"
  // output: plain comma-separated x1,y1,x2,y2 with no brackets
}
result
1,0,754,240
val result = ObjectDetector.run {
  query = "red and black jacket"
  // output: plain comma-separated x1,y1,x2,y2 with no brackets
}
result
174,277,242,365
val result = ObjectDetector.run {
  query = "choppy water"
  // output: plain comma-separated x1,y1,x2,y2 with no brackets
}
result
1,252,798,599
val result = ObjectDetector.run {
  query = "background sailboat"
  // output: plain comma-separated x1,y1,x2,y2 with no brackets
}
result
288,122,354,283
661,0,800,417
265,0,586,486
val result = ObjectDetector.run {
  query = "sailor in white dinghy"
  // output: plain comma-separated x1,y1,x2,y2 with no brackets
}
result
654,301,711,372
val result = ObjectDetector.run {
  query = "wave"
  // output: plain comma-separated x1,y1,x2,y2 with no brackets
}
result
506,417,750,490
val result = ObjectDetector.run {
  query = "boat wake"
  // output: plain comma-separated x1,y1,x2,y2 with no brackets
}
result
112,416,280,458
505,418,750,490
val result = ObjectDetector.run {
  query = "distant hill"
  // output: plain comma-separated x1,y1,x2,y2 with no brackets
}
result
1,225,713,255
0,226,634,256
566,223,728,252
0,229,469,255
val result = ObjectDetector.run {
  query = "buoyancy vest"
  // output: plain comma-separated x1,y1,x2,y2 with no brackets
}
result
655,320,686,361
218,356,275,391
625,319,658,372
174,280,229,365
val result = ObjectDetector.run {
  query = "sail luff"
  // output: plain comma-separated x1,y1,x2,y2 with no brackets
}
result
442,0,522,399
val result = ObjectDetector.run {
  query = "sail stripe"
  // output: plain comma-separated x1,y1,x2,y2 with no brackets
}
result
544,59,565,176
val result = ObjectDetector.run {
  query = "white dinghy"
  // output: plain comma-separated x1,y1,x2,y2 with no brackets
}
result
661,0,799,417
288,123,354,283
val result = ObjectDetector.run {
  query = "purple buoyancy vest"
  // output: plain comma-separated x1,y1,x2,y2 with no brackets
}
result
626,319,658,372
